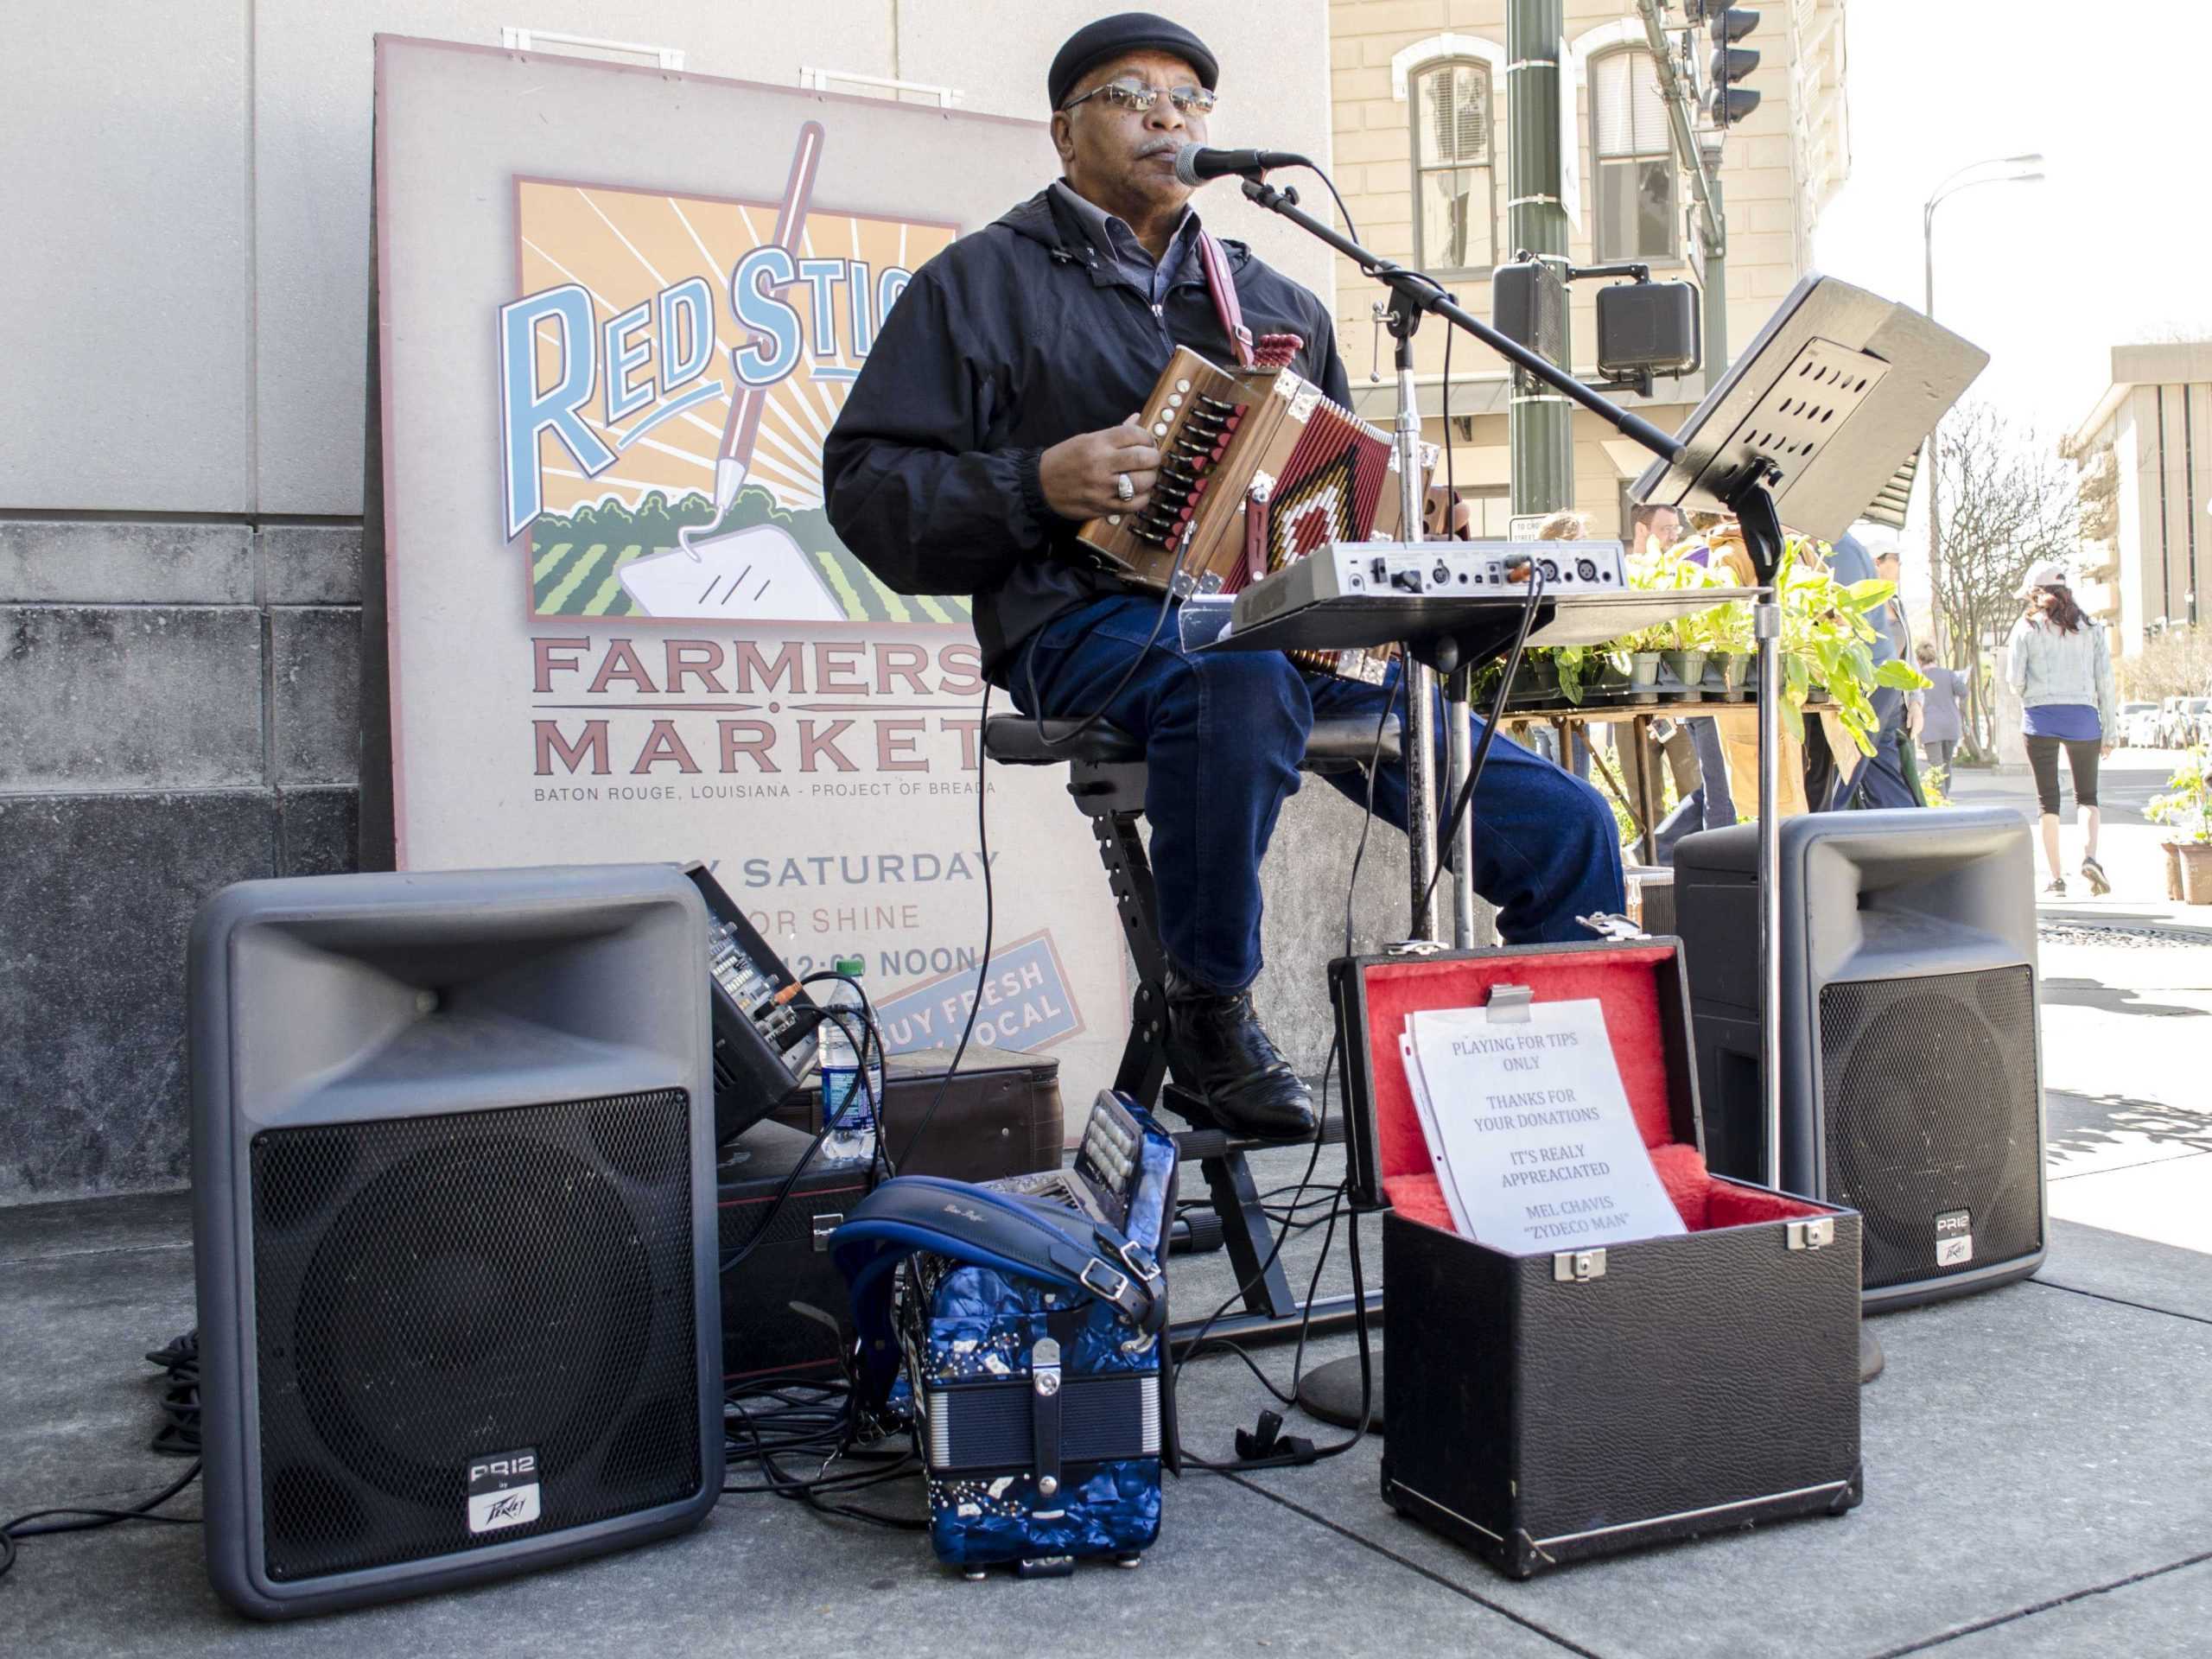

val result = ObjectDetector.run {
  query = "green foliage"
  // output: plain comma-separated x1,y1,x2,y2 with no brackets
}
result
526,487,971,622
1545,537,1931,751
2148,747,2212,844
1554,644,1592,705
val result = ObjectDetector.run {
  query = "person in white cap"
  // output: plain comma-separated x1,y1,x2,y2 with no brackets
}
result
2005,561,2116,897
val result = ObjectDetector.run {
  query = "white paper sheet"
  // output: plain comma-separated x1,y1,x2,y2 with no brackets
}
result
617,523,845,620
1399,1031,1473,1237
1404,996,1687,1254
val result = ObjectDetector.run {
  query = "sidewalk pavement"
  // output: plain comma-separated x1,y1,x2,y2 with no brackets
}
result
1944,745,2211,933
1944,749,2212,1258
2,754,2209,1655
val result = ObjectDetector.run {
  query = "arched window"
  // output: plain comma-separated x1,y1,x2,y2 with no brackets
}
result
1591,48,1678,262
1410,60,1496,275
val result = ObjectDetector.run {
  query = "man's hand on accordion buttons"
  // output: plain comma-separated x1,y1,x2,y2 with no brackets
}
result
1041,415,1161,520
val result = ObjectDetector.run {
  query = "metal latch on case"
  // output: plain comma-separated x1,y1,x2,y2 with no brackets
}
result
1786,1217,1836,1252
1553,1249,1606,1282
811,1213,844,1251
1031,1338,1065,1516
1487,983,1534,1023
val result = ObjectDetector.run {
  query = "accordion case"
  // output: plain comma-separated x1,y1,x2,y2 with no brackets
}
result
852,1096,1179,1576
1332,940,1865,1578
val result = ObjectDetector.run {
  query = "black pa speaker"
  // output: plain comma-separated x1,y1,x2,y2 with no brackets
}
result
1673,808,2045,1308
189,866,724,1617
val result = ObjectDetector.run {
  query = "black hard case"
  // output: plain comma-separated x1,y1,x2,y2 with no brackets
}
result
725,1051,1065,1382
772,1044,1064,1183
718,1118,873,1382
1330,939,1864,1578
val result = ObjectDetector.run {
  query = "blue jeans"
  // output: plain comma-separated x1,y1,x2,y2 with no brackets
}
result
1010,597,1626,989
1833,686,1919,810
1653,717,1736,863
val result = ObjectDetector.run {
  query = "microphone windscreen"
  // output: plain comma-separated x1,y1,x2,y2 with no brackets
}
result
1173,145,1206,188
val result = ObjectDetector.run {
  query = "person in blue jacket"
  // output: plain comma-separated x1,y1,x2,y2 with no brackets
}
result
823,13,1623,1139
1820,530,1921,810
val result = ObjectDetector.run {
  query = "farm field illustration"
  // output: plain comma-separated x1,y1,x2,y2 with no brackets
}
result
506,128,968,624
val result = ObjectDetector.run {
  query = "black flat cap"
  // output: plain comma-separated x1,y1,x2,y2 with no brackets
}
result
1048,12,1218,111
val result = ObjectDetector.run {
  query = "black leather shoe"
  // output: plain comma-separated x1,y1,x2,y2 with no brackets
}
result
1162,968,1318,1141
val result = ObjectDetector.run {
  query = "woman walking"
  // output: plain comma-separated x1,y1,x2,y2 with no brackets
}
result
1916,639,1964,774
2006,562,2116,898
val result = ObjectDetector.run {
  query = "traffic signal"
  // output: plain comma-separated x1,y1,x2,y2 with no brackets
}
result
1704,6,1761,126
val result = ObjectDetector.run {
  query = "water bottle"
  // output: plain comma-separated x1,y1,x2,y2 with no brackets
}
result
817,956,880,1165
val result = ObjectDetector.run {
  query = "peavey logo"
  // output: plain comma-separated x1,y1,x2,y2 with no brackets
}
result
1935,1209,1974,1268
466,1446,543,1536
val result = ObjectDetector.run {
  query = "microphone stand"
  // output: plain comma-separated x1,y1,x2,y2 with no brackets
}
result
1233,173,1826,1416
1232,173,1709,934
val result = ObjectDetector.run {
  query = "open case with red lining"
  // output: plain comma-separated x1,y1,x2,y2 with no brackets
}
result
1330,939,1863,1578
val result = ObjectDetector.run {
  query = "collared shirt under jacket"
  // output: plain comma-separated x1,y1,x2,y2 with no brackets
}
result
821,186,1349,680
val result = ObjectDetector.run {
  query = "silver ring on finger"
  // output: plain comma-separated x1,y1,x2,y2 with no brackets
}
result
1115,472,1135,502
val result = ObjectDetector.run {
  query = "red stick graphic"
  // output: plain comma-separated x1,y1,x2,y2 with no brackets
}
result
710,119,825,518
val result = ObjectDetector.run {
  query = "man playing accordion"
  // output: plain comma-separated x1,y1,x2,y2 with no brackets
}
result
825,11,1623,1140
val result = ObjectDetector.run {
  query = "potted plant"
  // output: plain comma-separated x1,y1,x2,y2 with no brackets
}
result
1512,649,1560,705
1554,644,1594,706
1771,547,1929,760
1645,546,1738,698
1621,623,1667,702
2148,748,2212,904
1705,597,1755,698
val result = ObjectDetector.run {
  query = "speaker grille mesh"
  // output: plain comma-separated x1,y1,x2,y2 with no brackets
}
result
1818,968,2042,1291
249,1090,700,1582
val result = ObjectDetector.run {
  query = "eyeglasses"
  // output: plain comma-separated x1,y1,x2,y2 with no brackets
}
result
1061,78,1217,117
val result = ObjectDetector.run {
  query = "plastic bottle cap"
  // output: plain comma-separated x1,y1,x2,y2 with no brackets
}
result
833,956,865,976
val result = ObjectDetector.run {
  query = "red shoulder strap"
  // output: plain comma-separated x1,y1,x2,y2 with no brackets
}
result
1197,232,1255,369
1197,232,1305,372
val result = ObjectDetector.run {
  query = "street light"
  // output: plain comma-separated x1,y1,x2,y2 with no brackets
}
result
1923,154,2044,667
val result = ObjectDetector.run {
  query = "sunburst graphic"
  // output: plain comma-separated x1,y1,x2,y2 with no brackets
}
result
513,173,963,622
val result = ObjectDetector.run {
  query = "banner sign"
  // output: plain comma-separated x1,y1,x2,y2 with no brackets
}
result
374,37,1128,1107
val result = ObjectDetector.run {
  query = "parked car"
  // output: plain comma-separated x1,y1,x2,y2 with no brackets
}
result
2158,697,2193,747
2183,697,2212,748
2120,702,2160,747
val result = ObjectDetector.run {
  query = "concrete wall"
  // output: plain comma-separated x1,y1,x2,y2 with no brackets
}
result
0,0,1361,1202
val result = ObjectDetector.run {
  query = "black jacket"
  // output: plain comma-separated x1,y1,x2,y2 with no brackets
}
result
822,188,1350,678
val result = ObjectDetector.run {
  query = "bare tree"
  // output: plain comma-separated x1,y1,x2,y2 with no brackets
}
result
1930,403,2079,756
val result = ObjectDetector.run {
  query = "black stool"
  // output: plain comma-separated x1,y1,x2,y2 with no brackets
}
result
982,711,1400,1351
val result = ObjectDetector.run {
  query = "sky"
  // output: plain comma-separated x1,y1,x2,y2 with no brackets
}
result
1804,0,2212,617
1812,0,2212,446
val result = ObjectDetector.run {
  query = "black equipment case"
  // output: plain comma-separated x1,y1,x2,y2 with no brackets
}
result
1331,939,1864,1578
718,1119,874,1383
724,1050,1065,1383
772,1044,1064,1184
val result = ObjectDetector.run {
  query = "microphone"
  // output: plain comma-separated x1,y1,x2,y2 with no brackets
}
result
1173,145,1311,186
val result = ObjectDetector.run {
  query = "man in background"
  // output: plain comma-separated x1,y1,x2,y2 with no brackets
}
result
1634,502,1728,860
1820,529,1920,810
1916,639,1963,775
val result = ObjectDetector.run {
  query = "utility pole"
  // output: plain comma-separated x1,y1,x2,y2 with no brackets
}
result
1637,1,1727,378
1922,227,1948,667
1922,155,2044,670
1506,0,1572,515
1700,164,1727,379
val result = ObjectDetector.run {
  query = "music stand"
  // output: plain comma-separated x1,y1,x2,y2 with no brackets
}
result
1213,263,1984,1413
1630,276,1987,1204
